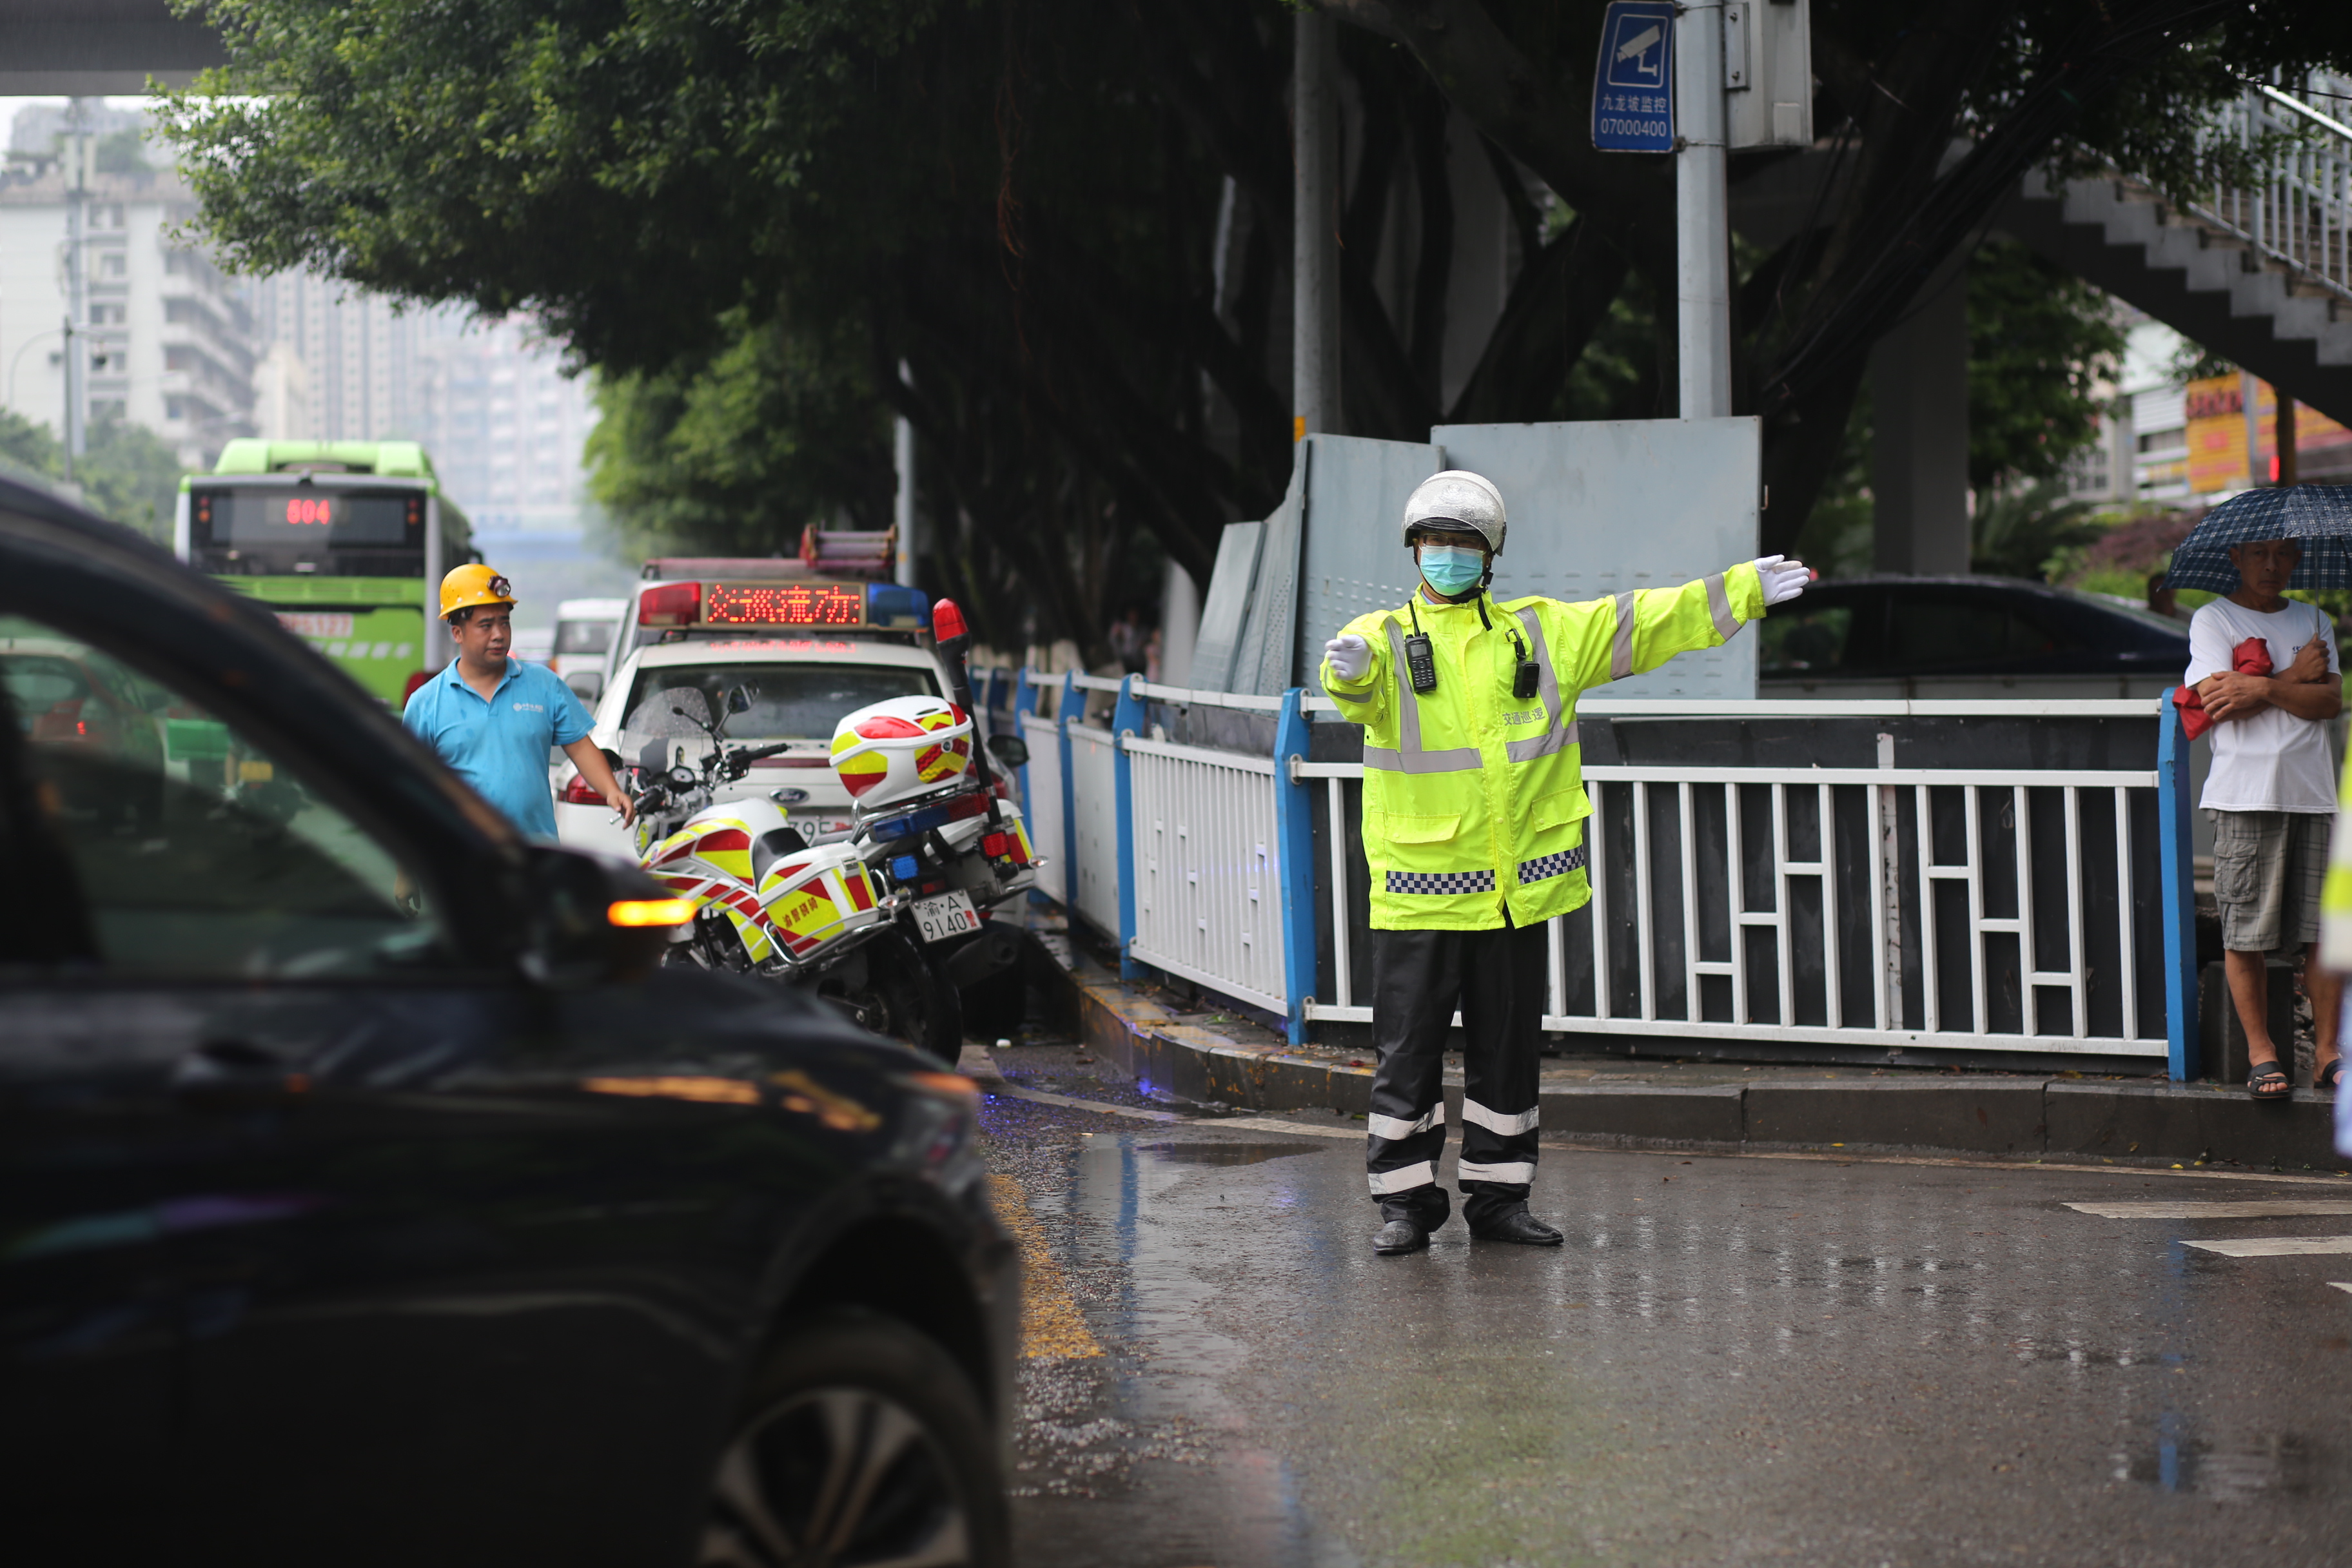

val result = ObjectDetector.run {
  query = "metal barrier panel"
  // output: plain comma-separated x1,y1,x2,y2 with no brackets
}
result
1068,723,1123,939
1018,710,1068,907
1125,736,1288,1015
1300,761,2168,1059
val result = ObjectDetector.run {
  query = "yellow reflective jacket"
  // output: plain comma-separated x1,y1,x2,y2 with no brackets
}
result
1321,564,1767,930
2325,750,2352,969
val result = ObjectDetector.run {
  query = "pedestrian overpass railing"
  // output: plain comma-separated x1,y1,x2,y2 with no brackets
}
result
2191,82,2352,307
988,673,2202,1079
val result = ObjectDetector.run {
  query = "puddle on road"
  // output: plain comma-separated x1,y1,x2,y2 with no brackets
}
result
1139,1141,1332,1166
2116,1428,2321,1500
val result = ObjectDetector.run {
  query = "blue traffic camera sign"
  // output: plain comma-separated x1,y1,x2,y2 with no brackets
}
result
1591,1,1676,153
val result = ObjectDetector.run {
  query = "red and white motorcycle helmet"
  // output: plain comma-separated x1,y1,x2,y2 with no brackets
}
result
829,694,974,808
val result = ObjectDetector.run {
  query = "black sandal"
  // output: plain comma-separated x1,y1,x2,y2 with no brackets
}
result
2248,1060,2292,1099
2319,1059,2344,1092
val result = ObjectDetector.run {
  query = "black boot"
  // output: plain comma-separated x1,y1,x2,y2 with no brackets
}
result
1469,1202,1563,1245
1372,1188,1449,1253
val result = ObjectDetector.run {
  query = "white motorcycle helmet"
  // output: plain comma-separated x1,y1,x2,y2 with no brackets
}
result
829,694,975,808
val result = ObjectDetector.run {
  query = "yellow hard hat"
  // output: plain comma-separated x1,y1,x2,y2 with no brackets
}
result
439,564,516,620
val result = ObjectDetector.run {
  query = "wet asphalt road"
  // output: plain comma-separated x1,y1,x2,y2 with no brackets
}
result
977,1055,2352,1568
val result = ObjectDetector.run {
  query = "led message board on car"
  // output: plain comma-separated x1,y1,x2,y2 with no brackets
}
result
705,583,867,627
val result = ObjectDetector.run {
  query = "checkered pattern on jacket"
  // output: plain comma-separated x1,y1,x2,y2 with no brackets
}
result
1517,847,1588,885
1384,868,1497,896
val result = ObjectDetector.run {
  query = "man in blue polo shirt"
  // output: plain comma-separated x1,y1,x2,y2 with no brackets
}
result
404,564,634,839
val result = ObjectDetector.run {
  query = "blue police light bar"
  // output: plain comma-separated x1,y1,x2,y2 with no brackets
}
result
865,584,932,631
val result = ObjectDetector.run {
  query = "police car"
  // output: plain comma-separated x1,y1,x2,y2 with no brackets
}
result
554,552,945,861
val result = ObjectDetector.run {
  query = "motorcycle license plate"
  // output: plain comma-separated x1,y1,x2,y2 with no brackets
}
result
911,890,981,944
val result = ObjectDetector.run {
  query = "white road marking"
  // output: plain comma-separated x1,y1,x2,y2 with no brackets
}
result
2179,1236,2352,1257
2066,1200,2352,1220
2332,1283,2352,1295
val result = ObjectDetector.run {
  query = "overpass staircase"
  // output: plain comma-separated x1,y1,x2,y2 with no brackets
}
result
1995,83,2352,427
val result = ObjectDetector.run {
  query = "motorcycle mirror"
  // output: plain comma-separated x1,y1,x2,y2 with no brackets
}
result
988,732,1030,769
725,685,752,716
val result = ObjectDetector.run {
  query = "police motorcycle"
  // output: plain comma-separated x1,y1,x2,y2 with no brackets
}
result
624,684,964,1062
830,599,1039,1032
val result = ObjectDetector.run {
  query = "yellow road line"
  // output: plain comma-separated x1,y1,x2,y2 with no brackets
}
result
986,1172,1102,1360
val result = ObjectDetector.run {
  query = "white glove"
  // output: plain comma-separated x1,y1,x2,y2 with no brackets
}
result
1324,633,1371,683
1754,554,1812,607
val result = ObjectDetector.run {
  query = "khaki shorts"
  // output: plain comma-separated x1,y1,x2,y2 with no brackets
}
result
2209,809,2331,955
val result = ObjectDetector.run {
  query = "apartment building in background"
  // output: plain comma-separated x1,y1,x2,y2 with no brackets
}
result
0,146,257,467
411,317,597,534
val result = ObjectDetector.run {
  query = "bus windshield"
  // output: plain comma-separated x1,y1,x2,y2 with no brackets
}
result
190,484,426,576
216,490,418,550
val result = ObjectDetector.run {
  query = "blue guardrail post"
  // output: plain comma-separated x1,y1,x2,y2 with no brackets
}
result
1272,687,1320,1046
2157,693,2199,1081
1113,675,1148,981
1057,671,1077,914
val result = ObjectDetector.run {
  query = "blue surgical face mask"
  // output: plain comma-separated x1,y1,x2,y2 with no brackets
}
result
1419,544,1485,597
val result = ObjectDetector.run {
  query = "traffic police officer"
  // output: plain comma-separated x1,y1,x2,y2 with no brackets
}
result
1320,472,1810,1255
404,564,634,839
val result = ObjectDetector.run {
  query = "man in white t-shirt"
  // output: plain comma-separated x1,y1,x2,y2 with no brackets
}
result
2186,536,2344,1099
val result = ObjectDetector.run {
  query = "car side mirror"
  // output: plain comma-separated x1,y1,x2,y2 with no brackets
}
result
988,732,1030,769
725,685,752,716
565,670,604,703
518,845,679,987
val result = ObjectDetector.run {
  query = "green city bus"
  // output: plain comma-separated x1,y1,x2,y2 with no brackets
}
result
176,440,474,708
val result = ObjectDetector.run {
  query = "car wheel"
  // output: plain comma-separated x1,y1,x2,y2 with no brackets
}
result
701,1311,1008,1568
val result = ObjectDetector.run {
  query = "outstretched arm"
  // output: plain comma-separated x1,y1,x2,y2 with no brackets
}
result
1584,557,1805,685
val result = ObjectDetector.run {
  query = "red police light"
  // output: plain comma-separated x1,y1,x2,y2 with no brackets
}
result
932,598,968,642
639,581,702,627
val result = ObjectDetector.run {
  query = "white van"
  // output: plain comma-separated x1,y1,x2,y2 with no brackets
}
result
552,598,628,697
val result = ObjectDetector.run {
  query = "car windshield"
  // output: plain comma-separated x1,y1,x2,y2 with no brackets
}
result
556,619,615,655
620,662,939,747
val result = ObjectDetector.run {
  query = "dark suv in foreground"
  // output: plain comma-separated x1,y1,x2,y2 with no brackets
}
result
0,479,1015,1567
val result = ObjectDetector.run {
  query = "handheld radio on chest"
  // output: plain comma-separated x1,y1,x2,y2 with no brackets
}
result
1403,601,1438,694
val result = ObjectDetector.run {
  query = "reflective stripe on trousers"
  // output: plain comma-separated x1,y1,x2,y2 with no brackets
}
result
1365,921,1546,1228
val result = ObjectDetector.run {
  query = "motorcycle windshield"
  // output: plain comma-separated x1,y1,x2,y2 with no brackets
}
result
618,663,941,755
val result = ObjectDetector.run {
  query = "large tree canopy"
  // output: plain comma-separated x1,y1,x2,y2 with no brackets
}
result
166,0,2352,648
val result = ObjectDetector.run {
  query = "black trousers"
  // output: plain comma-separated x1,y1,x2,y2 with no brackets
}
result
1364,919,1545,1229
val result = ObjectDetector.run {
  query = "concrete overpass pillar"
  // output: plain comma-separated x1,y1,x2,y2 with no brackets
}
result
1870,259,1971,575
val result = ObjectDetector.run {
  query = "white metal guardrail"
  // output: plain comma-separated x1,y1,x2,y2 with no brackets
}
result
1126,736,1288,1014
1015,705,1068,906
1296,760,2162,1057
1066,716,1122,941
1000,676,2198,1073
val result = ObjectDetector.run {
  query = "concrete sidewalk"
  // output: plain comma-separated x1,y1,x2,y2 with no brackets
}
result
1026,925,2349,1175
